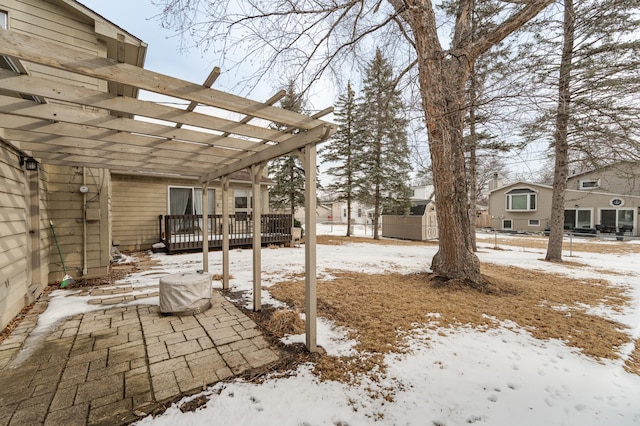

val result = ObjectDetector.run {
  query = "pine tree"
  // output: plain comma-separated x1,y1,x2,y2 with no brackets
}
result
357,49,412,239
517,0,640,261
520,0,640,167
268,81,306,216
321,81,362,237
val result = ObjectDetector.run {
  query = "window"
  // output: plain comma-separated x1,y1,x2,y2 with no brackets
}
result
601,209,634,231
357,208,362,218
502,219,512,230
0,11,7,29
234,189,252,212
342,208,347,218
169,187,215,215
564,209,592,229
506,188,537,211
579,179,599,190
529,219,540,226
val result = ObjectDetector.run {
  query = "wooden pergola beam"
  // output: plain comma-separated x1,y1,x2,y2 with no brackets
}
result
0,95,260,152
5,127,235,165
0,69,288,143
0,30,327,130
175,67,221,129
201,124,335,182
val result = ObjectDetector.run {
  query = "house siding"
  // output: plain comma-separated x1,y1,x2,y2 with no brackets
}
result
0,0,104,91
0,146,30,329
0,0,123,329
568,163,640,196
489,181,640,235
46,165,110,281
111,174,270,251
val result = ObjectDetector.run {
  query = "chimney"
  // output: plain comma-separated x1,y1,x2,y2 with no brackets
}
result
489,172,502,191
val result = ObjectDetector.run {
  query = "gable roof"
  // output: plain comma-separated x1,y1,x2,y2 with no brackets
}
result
568,161,639,180
489,181,551,194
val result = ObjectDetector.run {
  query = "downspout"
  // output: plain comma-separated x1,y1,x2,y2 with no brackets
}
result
82,167,88,276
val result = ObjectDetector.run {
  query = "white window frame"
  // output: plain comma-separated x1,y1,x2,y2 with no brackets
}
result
233,189,252,213
502,219,513,230
168,186,215,215
505,188,537,212
528,219,540,226
579,179,600,190
0,10,8,29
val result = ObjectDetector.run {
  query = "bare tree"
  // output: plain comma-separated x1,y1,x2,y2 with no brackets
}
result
156,0,553,286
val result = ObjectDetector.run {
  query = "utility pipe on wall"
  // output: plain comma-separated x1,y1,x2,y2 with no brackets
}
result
82,167,88,276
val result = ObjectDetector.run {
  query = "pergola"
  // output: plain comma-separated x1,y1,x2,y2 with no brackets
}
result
0,29,336,352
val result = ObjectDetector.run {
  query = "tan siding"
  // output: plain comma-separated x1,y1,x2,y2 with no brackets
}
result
112,175,170,250
1,0,102,90
111,174,263,250
0,145,29,330
46,165,110,282
1,0,97,51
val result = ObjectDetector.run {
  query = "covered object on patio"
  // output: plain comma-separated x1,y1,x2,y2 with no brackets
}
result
0,27,335,351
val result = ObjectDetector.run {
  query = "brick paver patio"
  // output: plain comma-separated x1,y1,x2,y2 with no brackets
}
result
0,288,280,425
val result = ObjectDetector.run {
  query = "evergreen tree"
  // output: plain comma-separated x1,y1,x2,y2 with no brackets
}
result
520,0,640,168
268,82,306,216
321,81,362,237
357,49,412,239
517,0,640,261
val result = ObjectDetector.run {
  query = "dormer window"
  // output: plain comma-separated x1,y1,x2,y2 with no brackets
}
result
579,179,599,190
506,188,537,211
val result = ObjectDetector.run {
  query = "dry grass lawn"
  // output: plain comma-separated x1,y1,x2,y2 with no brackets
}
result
264,236,638,384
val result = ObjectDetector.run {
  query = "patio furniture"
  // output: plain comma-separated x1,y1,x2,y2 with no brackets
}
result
159,272,212,315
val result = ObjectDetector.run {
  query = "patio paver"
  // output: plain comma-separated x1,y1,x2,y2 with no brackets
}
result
0,288,280,425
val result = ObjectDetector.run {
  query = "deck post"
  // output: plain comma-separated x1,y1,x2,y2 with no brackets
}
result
202,182,209,272
222,176,230,290
300,143,318,352
251,163,265,311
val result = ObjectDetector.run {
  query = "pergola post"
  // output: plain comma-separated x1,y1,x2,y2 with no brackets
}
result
301,144,318,352
251,163,265,311
221,176,230,290
202,182,209,273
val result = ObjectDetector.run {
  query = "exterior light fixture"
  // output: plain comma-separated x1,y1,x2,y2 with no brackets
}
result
20,155,39,171
25,157,38,171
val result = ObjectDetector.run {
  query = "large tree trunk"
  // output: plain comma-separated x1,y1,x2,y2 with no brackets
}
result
393,0,553,284
468,65,478,253
346,194,352,237
546,0,575,262
410,2,482,284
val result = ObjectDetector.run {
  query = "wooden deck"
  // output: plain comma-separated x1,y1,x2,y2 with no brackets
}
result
162,214,294,253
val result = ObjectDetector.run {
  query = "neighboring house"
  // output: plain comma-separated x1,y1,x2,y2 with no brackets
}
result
292,204,331,224
312,198,374,225
488,163,640,236
410,184,435,205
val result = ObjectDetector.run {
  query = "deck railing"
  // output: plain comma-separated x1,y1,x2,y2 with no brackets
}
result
162,214,293,253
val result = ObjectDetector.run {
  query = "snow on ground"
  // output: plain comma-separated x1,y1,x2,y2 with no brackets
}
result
36,224,640,425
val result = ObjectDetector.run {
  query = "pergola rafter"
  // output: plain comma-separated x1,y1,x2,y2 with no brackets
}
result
0,27,335,352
